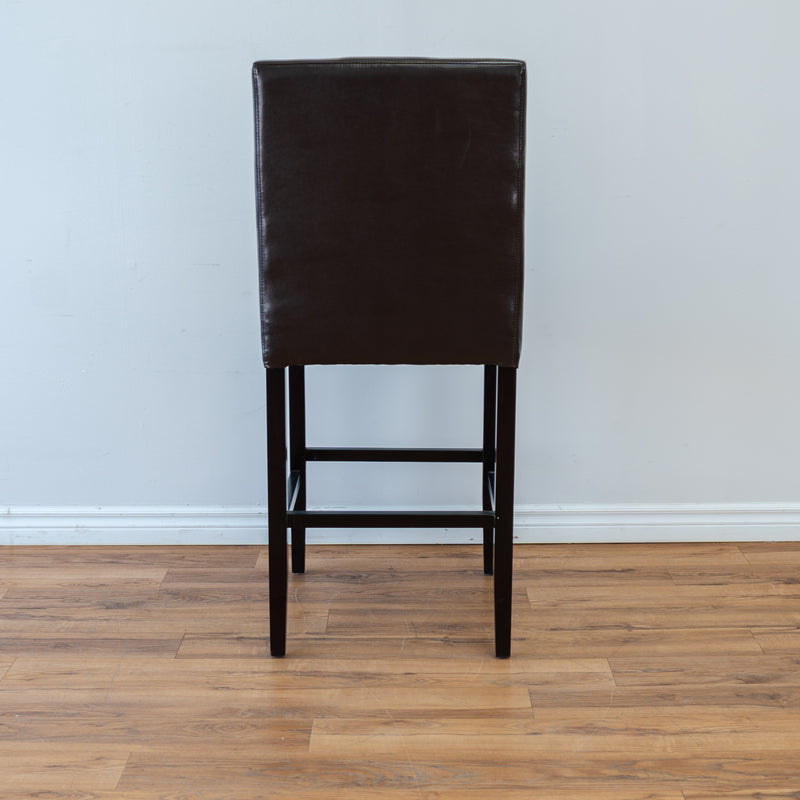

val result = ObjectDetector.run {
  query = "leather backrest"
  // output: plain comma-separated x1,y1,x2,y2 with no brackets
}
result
253,58,526,367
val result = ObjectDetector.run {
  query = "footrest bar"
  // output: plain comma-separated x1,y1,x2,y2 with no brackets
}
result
305,447,484,463
287,510,494,528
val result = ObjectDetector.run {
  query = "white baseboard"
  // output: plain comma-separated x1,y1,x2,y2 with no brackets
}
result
0,507,268,546
514,503,800,543
2,504,800,545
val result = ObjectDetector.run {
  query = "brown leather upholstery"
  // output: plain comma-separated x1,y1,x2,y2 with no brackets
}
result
252,58,526,368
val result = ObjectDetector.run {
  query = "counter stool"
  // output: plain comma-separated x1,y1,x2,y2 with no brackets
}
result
252,58,526,657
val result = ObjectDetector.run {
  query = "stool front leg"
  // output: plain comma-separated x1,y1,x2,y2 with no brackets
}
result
494,366,517,658
266,367,288,657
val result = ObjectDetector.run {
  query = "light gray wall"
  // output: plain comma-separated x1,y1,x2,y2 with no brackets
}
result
3,1,800,542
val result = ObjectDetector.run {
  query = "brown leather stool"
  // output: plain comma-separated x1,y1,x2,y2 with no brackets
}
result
252,58,526,657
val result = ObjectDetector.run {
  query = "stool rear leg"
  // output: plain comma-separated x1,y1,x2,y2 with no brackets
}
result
482,365,498,575
288,365,307,574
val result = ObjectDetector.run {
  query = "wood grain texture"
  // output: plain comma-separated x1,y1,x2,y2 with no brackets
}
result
1,542,800,798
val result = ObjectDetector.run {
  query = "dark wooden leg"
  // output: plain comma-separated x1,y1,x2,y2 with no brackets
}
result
288,365,307,574
266,367,288,657
482,365,498,575
494,366,517,658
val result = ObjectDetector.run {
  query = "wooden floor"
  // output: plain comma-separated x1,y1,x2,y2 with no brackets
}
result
1,543,800,798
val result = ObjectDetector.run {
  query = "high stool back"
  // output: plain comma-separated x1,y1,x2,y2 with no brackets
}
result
252,58,526,657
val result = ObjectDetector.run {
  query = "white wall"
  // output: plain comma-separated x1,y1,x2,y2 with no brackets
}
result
3,0,800,543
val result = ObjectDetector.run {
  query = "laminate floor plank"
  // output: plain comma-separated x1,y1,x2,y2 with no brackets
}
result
738,544,800,565
609,655,800,687
316,704,800,736
0,743,129,791
309,730,800,759
422,789,686,800
515,543,751,568
751,626,800,654
1,708,311,750
528,683,800,708
0,545,260,568
669,564,800,586
684,789,800,800
500,565,676,587
115,753,800,793
0,790,689,800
